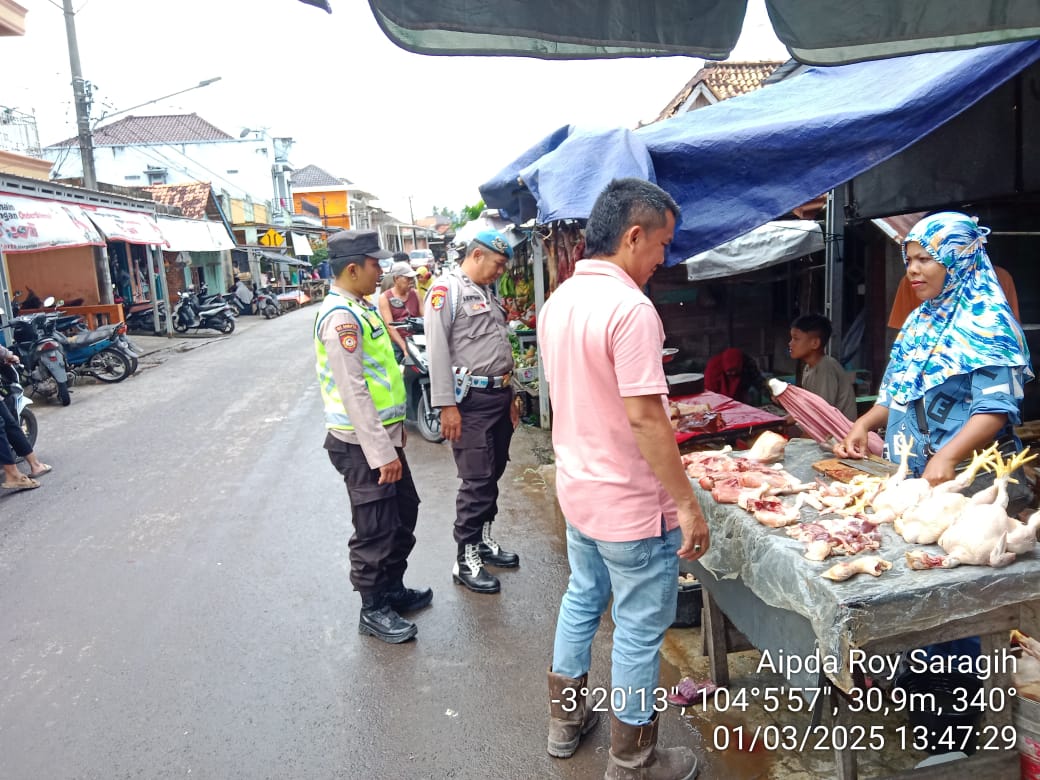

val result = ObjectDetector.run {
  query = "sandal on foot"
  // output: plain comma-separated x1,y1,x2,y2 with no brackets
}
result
30,464,52,477
2,475,40,490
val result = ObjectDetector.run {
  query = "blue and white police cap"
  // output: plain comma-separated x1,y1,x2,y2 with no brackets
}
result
471,229,513,260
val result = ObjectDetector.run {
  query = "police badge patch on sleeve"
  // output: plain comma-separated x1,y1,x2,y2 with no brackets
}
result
430,287,447,311
336,322,359,352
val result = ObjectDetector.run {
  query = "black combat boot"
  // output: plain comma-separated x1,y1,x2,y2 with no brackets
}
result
478,521,520,568
358,591,418,644
452,543,501,594
385,582,433,613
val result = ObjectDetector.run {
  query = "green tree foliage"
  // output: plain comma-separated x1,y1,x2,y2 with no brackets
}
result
310,240,328,267
459,200,485,226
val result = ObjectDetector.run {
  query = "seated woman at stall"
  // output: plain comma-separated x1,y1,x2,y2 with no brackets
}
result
704,347,768,406
836,211,1033,512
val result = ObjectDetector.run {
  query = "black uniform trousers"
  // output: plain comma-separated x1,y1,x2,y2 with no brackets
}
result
0,395,32,466
451,386,514,546
325,433,420,596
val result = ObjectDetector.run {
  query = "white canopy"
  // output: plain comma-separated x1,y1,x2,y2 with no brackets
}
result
156,216,235,252
683,220,824,282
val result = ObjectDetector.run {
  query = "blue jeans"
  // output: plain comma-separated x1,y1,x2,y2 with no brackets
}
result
552,520,680,726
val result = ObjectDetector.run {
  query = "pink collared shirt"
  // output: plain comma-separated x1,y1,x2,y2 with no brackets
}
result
539,259,678,542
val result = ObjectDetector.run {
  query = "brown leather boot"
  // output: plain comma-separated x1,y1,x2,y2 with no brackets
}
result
547,669,600,757
604,711,698,780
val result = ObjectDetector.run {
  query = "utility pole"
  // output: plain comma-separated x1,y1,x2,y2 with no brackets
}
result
408,195,415,226
62,0,112,304
62,0,96,189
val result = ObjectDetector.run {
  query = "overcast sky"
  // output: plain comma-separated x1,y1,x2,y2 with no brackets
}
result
5,0,788,224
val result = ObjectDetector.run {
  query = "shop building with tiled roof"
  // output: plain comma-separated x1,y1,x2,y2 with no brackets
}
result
42,113,282,207
654,61,785,122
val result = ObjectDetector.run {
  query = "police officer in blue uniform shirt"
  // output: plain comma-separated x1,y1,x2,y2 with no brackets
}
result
424,230,522,594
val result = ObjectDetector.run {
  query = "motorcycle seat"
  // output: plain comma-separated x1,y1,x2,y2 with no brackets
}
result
62,330,109,347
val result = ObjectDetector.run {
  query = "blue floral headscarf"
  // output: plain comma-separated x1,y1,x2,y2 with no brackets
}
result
881,211,1032,406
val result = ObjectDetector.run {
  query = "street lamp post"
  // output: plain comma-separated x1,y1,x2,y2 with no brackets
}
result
92,78,223,127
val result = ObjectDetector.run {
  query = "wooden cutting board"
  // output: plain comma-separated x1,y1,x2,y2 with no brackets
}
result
812,458,871,483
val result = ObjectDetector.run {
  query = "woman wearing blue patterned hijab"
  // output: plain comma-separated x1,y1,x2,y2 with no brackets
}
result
837,212,1033,499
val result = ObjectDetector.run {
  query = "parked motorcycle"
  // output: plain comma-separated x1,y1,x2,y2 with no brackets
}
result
1,362,37,451
397,317,442,443
197,283,235,316
48,320,137,383
10,303,71,406
122,299,167,333
255,287,281,319
173,289,235,335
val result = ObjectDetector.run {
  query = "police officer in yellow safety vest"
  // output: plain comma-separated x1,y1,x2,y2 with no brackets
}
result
315,230,430,644
424,229,522,595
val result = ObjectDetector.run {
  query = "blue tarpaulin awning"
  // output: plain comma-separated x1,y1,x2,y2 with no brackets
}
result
479,41,1040,265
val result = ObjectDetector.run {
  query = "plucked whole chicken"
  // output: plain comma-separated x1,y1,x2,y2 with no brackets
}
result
905,450,1040,569
746,430,788,464
894,445,1001,544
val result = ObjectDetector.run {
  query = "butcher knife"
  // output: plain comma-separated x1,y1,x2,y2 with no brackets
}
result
837,456,898,477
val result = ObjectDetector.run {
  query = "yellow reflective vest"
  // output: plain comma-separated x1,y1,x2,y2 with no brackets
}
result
313,292,406,431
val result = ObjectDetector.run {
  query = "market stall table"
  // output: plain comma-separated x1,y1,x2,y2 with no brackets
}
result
689,439,1038,779
670,390,784,448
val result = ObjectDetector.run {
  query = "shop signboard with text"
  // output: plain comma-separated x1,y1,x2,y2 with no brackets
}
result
0,193,105,253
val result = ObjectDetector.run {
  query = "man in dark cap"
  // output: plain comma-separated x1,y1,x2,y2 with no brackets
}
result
424,229,522,594
381,251,410,293
314,230,430,644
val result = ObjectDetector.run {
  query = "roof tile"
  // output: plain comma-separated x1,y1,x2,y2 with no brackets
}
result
48,114,234,147
292,164,349,189
143,182,214,220
655,61,785,122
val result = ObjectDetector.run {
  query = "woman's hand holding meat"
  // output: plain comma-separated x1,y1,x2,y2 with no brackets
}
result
835,424,869,459
835,404,889,459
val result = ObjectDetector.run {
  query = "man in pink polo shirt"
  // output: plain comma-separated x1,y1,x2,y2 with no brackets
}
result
539,179,709,780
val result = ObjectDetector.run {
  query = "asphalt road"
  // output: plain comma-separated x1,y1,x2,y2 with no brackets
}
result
0,308,705,780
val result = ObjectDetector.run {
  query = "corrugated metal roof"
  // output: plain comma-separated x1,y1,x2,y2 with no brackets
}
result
48,114,234,147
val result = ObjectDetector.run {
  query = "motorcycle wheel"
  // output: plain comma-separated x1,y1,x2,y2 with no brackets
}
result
57,381,71,406
264,304,279,319
19,408,38,450
173,316,189,333
416,391,444,443
88,348,132,383
219,316,235,334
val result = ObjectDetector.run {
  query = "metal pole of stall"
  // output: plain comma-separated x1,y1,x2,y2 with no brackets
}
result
824,188,845,356
148,246,173,336
532,234,550,429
